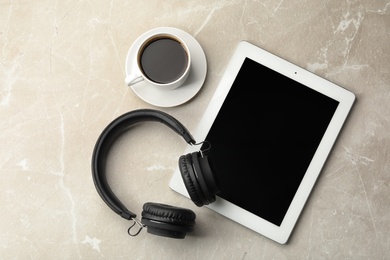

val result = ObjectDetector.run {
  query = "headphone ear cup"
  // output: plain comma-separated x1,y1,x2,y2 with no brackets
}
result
192,152,220,196
179,154,206,207
141,202,196,239
191,152,220,204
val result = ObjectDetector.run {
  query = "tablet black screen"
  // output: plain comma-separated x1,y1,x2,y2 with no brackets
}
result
202,58,339,226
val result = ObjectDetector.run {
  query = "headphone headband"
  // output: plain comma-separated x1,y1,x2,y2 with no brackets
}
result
91,109,196,220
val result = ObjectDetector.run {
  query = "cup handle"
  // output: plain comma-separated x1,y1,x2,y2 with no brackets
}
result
125,73,144,86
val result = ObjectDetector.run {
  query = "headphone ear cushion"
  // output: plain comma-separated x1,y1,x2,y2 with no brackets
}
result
192,152,220,197
141,202,196,239
191,152,216,204
179,154,205,207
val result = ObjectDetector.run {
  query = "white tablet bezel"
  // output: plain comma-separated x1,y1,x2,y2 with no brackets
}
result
169,41,355,244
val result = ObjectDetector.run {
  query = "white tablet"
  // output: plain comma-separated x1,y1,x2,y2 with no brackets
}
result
169,41,355,244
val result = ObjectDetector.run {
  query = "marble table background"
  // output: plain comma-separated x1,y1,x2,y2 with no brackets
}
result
1,1,389,259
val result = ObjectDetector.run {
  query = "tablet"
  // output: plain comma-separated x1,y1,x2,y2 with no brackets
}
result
169,41,355,244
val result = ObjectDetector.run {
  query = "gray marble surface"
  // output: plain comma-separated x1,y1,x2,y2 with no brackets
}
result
1,1,389,259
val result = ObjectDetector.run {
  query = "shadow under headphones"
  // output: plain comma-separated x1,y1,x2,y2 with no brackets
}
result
91,109,220,239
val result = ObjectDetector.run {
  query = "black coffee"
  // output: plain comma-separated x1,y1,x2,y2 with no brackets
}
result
140,37,188,84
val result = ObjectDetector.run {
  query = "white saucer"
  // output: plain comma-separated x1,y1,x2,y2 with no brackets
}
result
125,27,207,107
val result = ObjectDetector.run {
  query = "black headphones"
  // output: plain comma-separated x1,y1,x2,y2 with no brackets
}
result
91,109,220,239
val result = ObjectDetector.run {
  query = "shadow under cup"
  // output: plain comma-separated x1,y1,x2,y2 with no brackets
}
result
137,34,190,86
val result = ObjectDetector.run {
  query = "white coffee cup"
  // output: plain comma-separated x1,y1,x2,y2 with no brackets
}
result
125,32,191,90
